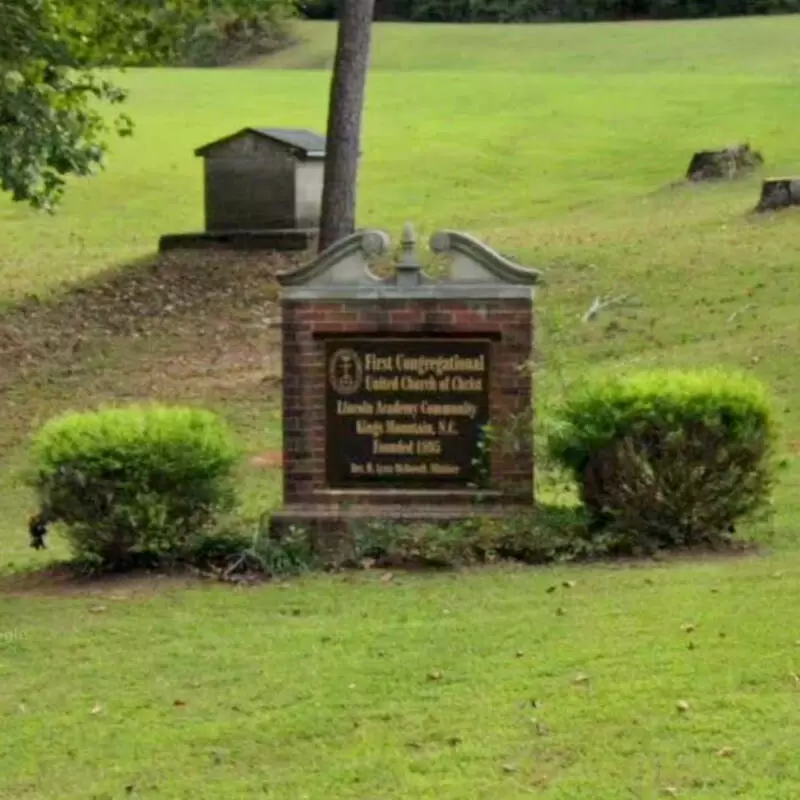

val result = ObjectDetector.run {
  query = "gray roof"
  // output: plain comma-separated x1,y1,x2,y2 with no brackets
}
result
195,128,327,159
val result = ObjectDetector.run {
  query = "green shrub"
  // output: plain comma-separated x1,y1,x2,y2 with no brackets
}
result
183,526,254,570
254,523,319,576
547,369,776,552
348,505,597,568
28,405,241,569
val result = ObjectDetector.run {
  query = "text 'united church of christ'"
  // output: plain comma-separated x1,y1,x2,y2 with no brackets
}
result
325,339,491,487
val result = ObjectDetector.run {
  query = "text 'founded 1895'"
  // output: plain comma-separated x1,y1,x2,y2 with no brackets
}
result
325,338,491,488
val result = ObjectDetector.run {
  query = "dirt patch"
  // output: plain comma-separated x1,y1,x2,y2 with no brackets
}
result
2,540,764,599
0,249,293,373
576,540,763,571
251,450,284,469
0,249,297,454
0,565,208,599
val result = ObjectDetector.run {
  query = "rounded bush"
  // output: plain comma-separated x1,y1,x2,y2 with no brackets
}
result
28,405,241,568
547,369,777,551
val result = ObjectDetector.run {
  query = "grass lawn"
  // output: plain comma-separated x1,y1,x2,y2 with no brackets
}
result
1,17,800,798
3,556,800,799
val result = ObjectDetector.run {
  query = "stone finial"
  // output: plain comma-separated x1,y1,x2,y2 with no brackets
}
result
395,222,424,288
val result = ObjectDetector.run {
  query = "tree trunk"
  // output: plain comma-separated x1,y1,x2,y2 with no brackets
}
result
317,0,375,253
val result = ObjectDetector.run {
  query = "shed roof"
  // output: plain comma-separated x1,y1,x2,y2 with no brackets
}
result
194,128,327,160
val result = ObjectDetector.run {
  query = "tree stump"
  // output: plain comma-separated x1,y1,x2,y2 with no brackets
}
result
755,178,800,212
686,143,763,182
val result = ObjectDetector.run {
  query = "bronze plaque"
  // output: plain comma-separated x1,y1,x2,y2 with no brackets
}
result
325,338,491,488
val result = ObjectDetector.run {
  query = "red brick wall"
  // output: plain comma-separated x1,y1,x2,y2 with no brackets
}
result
281,298,534,507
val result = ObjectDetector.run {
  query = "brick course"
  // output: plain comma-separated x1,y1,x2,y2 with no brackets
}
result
281,297,534,508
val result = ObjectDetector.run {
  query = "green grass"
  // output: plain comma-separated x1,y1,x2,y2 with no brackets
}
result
3,556,800,799
268,16,800,74
2,17,800,798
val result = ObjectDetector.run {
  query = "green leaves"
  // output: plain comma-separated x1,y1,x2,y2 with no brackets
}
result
28,404,242,568
547,369,778,551
0,0,297,210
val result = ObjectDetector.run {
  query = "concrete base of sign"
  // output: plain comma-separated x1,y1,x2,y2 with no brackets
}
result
158,228,317,253
269,500,529,560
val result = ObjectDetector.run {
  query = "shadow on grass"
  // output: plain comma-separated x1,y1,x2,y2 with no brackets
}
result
0,248,298,453
0,497,771,599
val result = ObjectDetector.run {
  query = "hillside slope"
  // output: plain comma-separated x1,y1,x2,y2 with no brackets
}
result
1,18,799,567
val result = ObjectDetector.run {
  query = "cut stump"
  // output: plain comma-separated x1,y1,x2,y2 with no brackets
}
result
686,144,763,182
755,178,800,212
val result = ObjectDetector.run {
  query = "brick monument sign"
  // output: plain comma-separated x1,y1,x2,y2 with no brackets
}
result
271,224,541,542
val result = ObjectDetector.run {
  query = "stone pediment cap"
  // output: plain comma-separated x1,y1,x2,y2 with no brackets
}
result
276,229,390,287
429,230,541,285
276,224,541,289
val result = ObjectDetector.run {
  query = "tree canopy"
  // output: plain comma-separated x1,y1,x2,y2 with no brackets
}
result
0,0,295,211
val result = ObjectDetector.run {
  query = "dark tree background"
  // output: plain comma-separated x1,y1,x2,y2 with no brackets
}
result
302,0,800,21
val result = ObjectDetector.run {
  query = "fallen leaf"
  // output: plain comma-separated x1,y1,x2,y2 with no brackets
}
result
380,572,394,583
555,607,566,616
88,605,107,614
446,735,462,747
360,558,376,570
676,700,691,713
573,673,590,685
173,699,186,707
427,670,442,681
18,703,27,713
562,580,576,588
790,673,800,687
348,683,357,690
515,650,525,658
716,746,736,757
662,788,679,797
91,704,103,715
681,623,696,633
546,585,557,594
502,764,517,774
